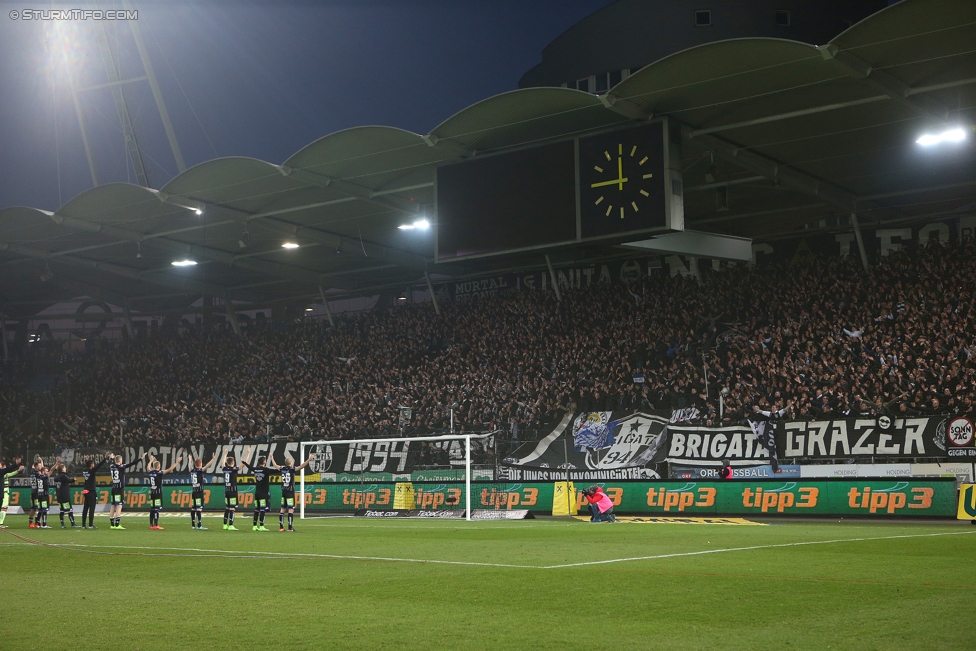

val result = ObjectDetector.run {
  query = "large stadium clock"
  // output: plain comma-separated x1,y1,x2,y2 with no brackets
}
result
578,124,667,239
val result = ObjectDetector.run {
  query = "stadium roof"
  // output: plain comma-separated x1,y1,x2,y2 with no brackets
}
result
1,0,974,318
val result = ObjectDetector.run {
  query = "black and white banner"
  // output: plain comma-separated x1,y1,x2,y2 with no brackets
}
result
502,413,950,476
501,410,670,480
778,417,947,459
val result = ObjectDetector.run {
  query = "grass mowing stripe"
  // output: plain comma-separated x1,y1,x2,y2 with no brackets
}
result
544,529,976,568
2,531,537,568
8,527,972,571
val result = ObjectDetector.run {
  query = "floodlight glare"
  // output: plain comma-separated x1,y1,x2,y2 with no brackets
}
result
398,219,431,230
194,208,203,215
281,242,300,249
916,127,967,146
171,259,197,267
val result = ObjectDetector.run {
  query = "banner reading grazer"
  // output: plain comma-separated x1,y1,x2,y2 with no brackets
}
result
9,479,953,516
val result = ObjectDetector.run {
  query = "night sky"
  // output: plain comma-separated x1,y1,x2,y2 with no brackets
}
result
0,0,614,212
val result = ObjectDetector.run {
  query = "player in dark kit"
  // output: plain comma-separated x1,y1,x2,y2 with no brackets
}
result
50,461,78,528
108,453,147,530
0,457,24,528
146,454,182,530
220,447,251,531
81,456,108,529
35,464,52,529
28,460,41,528
187,452,218,530
269,453,315,532
242,455,272,531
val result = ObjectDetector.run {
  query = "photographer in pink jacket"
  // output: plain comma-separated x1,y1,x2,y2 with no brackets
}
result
581,485,615,523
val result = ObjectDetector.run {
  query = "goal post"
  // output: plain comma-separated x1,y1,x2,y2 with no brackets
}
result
299,432,496,521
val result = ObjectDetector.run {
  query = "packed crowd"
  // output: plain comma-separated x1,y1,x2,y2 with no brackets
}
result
2,239,975,452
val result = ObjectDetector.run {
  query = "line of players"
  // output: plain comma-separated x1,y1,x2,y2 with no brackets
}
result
1,449,316,532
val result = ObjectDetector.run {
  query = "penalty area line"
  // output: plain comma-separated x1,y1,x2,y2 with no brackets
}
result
543,530,976,569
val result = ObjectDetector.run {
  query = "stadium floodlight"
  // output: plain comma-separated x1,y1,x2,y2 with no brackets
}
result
398,219,430,230
299,431,496,521
916,127,967,147
281,242,300,249
171,259,197,267
194,208,203,215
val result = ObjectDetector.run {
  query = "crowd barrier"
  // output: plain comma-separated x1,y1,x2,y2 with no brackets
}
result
6,478,958,518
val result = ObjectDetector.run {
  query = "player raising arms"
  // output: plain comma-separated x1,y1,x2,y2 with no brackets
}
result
187,451,218,530
146,454,182,530
242,454,272,531
50,461,78,529
0,457,24,528
269,453,315,532
108,453,147,530
220,447,251,531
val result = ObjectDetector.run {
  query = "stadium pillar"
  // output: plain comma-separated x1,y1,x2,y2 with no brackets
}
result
851,212,870,272
424,272,441,315
122,307,135,339
318,286,336,327
222,294,241,335
545,255,561,302
0,311,7,361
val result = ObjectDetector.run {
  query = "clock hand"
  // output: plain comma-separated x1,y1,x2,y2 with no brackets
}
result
617,155,624,190
590,176,629,189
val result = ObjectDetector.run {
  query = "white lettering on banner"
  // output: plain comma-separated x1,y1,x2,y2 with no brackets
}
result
668,433,686,457
918,222,950,246
835,233,856,257
830,422,850,456
904,419,926,455
852,426,875,455
877,228,912,256
727,434,743,458
710,433,728,458
808,422,827,456
786,425,804,457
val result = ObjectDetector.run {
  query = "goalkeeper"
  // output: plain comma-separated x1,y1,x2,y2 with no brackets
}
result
580,486,615,523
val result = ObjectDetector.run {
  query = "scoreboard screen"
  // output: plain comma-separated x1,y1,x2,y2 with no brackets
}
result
436,141,576,260
436,123,676,262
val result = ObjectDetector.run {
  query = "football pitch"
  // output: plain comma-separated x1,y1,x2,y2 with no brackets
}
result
1,514,973,650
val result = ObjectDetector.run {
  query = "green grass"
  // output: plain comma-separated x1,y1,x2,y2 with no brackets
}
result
1,513,973,650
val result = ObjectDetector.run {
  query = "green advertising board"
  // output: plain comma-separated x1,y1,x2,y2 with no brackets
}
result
8,478,956,517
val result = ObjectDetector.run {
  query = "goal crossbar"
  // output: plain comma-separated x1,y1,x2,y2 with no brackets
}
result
299,432,496,521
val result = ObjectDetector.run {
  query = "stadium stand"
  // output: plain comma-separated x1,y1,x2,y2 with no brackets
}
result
3,238,973,453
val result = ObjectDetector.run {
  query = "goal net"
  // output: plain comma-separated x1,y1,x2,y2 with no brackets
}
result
299,432,496,521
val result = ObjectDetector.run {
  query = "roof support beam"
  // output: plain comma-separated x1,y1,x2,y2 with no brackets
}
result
819,44,951,124
422,134,475,158
599,93,653,121
686,128,858,213
47,213,329,288
0,240,254,301
688,96,889,138
278,166,423,216
157,192,431,272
